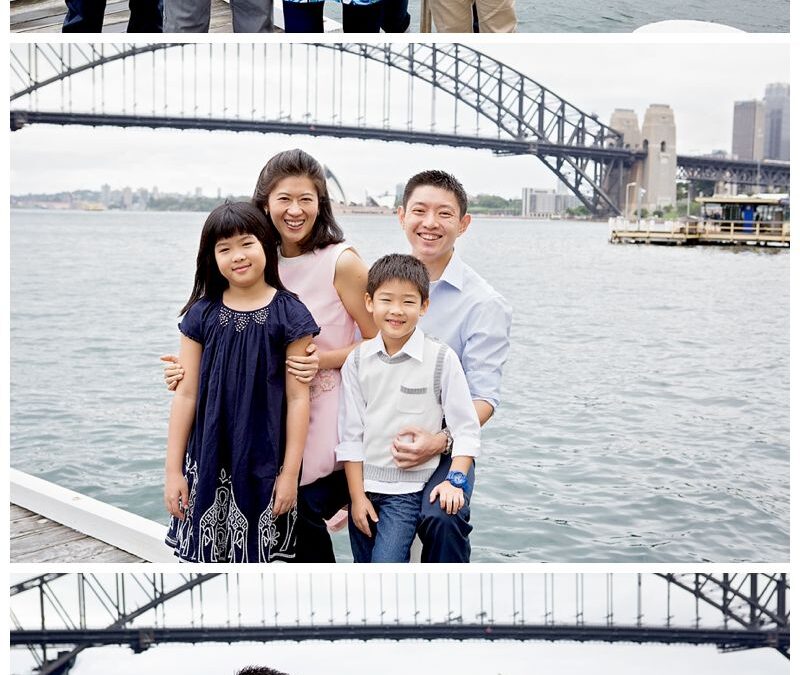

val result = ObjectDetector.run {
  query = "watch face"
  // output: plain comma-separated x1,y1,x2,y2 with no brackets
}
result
448,471,466,487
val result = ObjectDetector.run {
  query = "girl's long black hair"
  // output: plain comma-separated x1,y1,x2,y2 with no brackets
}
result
251,148,345,254
180,201,286,316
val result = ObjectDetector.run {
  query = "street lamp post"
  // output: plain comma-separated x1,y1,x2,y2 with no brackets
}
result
636,187,646,226
625,181,636,223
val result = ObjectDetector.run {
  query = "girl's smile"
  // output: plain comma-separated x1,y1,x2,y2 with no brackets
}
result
214,233,267,289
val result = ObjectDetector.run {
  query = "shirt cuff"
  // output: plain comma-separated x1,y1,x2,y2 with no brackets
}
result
452,440,480,459
335,441,365,462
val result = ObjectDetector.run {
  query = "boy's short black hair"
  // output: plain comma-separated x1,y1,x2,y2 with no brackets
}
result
402,170,468,219
235,668,289,675
367,253,430,303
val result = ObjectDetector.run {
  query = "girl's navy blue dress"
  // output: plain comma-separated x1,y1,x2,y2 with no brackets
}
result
165,291,320,563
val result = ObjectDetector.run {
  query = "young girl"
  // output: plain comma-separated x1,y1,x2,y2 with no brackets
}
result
164,201,320,563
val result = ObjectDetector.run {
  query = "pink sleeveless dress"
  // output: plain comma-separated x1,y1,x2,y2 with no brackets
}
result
278,242,357,487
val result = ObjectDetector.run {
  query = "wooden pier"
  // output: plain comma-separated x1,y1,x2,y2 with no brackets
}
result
609,219,790,248
10,469,174,563
11,504,144,563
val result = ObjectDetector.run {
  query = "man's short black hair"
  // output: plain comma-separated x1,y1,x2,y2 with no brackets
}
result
402,170,469,219
367,253,430,303
235,667,289,675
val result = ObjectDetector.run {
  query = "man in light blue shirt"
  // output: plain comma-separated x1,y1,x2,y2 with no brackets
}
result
392,169,512,562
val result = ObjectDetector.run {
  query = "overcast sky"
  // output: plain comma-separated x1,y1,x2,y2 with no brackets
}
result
10,573,789,675
9,41,789,200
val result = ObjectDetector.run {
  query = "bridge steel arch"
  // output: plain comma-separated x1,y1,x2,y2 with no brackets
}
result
10,572,789,675
10,43,631,216
10,44,790,210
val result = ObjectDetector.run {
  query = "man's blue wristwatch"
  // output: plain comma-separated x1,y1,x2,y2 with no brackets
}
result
446,470,470,493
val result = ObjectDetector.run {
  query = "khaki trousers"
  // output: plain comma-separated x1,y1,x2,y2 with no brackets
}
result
429,0,516,32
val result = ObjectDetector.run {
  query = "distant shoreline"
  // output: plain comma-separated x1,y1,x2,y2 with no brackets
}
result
10,205,603,222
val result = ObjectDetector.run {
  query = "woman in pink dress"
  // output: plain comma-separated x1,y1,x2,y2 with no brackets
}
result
165,149,376,562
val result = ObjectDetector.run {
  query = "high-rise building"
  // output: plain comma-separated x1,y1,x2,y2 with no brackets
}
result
763,83,790,161
731,100,765,161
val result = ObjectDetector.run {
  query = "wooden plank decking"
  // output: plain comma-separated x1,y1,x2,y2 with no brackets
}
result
11,469,175,562
11,504,144,562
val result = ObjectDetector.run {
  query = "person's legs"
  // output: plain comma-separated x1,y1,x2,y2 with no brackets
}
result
63,0,107,32
293,470,350,563
370,492,422,562
342,0,383,32
127,0,163,31
348,501,376,563
418,454,474,562
282,0,325,32
231,0,274,31
474,0,515,32
380,0,410,32
427,0,472,32
164,0,211,31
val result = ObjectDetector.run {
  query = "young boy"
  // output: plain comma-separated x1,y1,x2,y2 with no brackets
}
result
336,253,480,563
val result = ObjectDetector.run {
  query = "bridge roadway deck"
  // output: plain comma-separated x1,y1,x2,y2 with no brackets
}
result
12,0,245,32
10,504,144,563
11,624,790,654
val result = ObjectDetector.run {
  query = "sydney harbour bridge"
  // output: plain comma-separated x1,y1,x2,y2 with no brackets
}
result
9,43,790,216
10,572,789,674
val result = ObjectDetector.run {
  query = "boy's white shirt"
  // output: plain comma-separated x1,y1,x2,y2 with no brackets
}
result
336,327,481,494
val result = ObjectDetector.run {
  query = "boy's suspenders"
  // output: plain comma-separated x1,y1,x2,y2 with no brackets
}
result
433,340,448,405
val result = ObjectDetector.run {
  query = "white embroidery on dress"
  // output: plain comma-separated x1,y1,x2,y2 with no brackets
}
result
198,468,249,562
175,459,199,560
218,306,269,332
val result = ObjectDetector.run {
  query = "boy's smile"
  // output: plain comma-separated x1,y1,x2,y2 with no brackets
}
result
365,279,429,355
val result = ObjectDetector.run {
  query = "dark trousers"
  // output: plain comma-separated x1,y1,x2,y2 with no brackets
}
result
380,0,410,31
282,0,383,32
418,454,474,563
63,0,163,32
292,470,350,563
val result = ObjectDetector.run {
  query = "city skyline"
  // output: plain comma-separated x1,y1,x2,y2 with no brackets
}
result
10,42,790,201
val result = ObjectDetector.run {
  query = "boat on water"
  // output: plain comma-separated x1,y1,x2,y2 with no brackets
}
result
609,193,790,247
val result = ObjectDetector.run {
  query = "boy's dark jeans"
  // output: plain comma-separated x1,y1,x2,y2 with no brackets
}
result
349,491,421,563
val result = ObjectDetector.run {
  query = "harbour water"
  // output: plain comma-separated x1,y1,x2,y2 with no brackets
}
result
10,209,789,562
325,0,791,32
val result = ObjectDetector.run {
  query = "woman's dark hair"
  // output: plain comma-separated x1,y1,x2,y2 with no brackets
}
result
180,201,285,316
251,148,345,254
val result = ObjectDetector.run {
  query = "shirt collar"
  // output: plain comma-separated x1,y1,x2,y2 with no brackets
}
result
362,326,425,362
435,249,465,291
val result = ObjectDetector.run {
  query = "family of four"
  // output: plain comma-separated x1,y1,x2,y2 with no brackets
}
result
64,0,516,32
162,149,511,563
